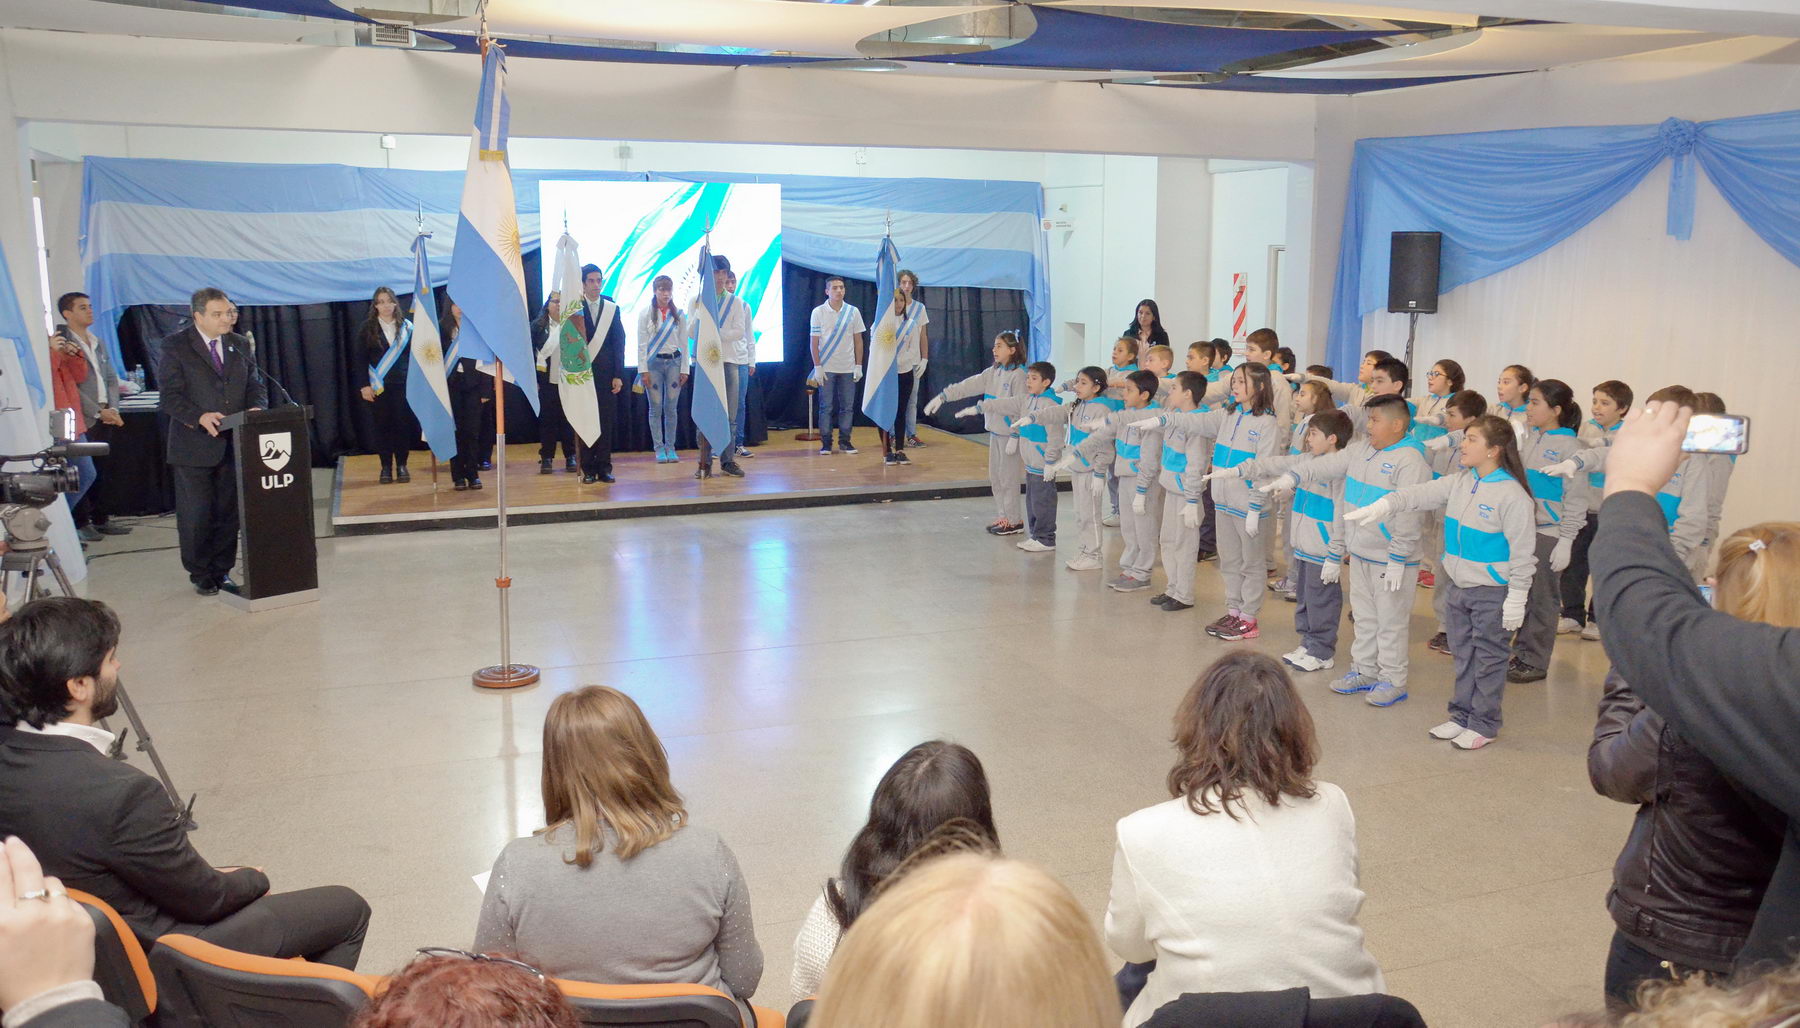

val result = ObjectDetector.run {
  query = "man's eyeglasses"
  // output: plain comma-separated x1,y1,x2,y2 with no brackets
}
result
415,947,546,980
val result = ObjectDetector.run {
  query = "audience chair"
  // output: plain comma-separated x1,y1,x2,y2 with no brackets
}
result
66,888,157,1024
785,998,813,1028
554,980,783,1028
148,933,379,1027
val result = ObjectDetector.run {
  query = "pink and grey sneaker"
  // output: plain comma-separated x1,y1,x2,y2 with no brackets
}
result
1204,612,1240,638
1218,616,1259,641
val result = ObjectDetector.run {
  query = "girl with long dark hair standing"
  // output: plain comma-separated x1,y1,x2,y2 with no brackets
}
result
358,286,417,483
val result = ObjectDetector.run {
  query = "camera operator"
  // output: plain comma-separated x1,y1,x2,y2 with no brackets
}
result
53,293,129,543
0,597,371,968
1592,399,1800,977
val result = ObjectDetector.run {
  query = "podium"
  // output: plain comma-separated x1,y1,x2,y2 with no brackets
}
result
218,406,318,611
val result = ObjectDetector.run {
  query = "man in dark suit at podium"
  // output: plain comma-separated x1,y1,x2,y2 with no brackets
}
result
578,263,625,484
159,288,266,596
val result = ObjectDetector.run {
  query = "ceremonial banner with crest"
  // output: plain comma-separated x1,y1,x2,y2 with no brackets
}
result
549,232,604,445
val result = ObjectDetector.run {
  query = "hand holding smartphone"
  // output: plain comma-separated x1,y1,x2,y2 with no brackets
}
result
1682,413,1749,455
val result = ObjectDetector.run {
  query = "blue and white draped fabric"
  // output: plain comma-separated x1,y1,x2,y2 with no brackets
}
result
689,242,733,453
815,305,855,367
862,235,904,428
0,238,45,409
445,45,537,411
368,321,411,396
403,233,457,461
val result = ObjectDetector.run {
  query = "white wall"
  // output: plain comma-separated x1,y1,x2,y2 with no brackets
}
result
1209,166,1290,345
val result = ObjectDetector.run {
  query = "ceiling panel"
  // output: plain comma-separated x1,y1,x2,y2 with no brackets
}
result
1262,23,1725,76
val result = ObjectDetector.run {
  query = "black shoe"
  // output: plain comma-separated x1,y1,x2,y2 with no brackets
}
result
453,479,469,491
217,577,240,595
1506,658,1548,683
96,523,132,536
397,466,411,483
1427,631,1451,655
566,458,578,472
721,462,745,478
469,478,483,490
1159,597,1194,611
598,473,615,484
1197,550,1217,563
480,459,493,471
894,451,911,465
695,464,712,479
1149,593,1169,605
379,469,393,484
582,473,600,484
884,452,898,466
195,579,220,596
539,459,553,475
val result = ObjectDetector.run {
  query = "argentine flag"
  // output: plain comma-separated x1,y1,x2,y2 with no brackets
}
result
688,242,732,455
446,45,538,412
404,232,457,461
861,235,903,429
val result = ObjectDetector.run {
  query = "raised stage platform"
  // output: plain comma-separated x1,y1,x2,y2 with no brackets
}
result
330,425,995,534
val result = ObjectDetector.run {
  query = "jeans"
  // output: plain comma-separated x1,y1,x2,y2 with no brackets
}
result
817,371,856,449
699,363,742,466
66,434,96,515
904,377,919,439
1604,929,1709,1014
644,353,683,452
727,363,751,449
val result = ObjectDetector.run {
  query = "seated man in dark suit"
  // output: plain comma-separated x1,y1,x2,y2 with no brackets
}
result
0,598,370,968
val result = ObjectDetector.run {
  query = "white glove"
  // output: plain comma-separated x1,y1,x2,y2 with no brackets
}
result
954,407,982,419
1551,537,1573,572
1004,437,1019,455
1126,414,1163,434
1285,371,1306,382
924,394,944,416
1181,503,1199,529
853,367,863,382
1245,508,1261,537
1131,492,1146,516
1502,587,1528,631
807,367,824,388
1542,459,1579,479
1320,559,1342,585
1012,414,1036,429
1425,434,1453,452
913,358,928,379
1202,466,1243,484
1512,419,1529,449
1047,453,1079,477
1258,475,1297,500
1381,558,1407,592
1415,412,1447,427
1343,496,1394,525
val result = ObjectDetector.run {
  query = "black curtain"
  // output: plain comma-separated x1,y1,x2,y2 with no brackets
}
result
111,248,1029,464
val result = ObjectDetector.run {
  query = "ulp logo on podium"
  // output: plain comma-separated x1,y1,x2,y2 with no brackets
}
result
259,431,295,490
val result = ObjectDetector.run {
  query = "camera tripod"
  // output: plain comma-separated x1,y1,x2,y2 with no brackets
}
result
1,504,198,830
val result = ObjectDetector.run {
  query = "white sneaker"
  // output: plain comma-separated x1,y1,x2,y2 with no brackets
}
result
1451,728,1494,750
1428,720,1464,741
1283,652,1335,673
1017,538,1054,553
1581,621,1601,642
1282,646,1306,663
1101,512,1120,527
1065,554,1103,571
1557,617,1582,635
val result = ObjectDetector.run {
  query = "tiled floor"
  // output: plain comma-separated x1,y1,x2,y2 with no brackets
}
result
81,485,1632,1026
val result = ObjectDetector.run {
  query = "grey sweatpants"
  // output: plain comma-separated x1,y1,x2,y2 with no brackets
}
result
1159,493,1199,604
1348,558,1418,690
1294,560,1343,660
1073,472,1105,559
1445,581,1510,737
1119,482,1165,579
1024,471,1057,545
1263,494,1286,573
988,438,1025,524
1217,513,1266,618
1510,533,1562,669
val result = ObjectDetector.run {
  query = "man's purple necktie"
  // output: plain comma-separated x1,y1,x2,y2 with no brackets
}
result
208,338,224,375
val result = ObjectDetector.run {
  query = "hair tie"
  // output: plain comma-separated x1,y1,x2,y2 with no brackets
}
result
1750,538,1768,553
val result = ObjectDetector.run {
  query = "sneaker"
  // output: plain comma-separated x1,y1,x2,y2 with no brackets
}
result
1451,728,1494,750
1581,621,1601,642
1284,652,1335,673
1065,555,1103,571
1218,616,1260,641
818,447,833,456
1284,588,1298,603
720,462,745,478
885,452,899,466
1204,613,1238,639
1018,538,1054,553
735,446,755,458
894,451,911,465
1331,671,1379,695
1159,597,1194,611
994,521,1024,536
1282,646,1307,663
538,458,553,474
1506,659,1547,683
1427,631,1451,655
1418,570,1437,589
1112,576,1151,592
1149,593,1169,605
1557,617,1582,635
842,445,859,455
1269,575,1294,594
96,523,132,536
78,525,103,543
1196,550,1218,563
1365,682,1408,707
1102,512,1120,527
1428,720,1465,740
907,435,925,448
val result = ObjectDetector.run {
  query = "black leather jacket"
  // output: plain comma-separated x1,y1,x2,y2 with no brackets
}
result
1589,669,1786,971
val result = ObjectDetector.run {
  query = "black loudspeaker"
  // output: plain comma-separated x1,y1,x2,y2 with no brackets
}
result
1388,231,1442,314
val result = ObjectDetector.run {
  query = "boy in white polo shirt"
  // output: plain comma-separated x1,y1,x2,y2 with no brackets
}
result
809,276,866,455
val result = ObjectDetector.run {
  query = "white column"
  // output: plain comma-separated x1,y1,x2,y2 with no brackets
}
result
1153,158,1211,348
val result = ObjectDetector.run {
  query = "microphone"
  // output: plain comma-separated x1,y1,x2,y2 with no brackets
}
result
229,332,299,408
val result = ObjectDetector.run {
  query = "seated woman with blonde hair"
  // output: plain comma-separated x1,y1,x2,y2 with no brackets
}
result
1106,651,1383,1025
473,686,762,1015
811,851,1120,1028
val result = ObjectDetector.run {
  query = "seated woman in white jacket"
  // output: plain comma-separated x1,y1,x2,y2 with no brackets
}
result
1105,651,1384,1026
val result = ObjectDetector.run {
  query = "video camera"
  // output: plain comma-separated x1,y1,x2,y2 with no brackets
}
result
0,411,110,508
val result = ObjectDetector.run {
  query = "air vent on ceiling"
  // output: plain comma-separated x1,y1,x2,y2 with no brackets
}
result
369,22,417,48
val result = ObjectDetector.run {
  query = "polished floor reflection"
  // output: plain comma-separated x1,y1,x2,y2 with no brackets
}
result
86,496,1632,1026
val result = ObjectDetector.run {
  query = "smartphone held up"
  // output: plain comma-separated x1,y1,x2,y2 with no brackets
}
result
1682,413,1749,456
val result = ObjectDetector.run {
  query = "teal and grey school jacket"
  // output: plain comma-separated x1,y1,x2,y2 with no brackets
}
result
938,364,1026,436
1519,426,1589,540
975,392,1065,475
1063,398,1111,478
1156,406,1216,503
1569,446,1714,562
1157,407,1286,521
1090,363,1138,414
1573,418,1620,511
1072,404,1163,481
1242,436,1433,566
1385,468,1538,591
1412,392,1451,446
1237,452,1344,567
1288,412,1313,456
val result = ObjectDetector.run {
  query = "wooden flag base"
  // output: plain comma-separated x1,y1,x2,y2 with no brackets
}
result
473,663,541,689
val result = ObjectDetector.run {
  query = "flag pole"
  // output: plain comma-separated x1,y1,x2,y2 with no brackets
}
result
470,13,538,690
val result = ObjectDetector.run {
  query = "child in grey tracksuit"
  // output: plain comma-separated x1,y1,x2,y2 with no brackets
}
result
930,359,1027,531
1562,445,1717,582
1379,463,1538,743
1147,373,1214,611
1064,377,1162,590
1512,422,1589,677
1056,369,1114,570
963,364,1064,549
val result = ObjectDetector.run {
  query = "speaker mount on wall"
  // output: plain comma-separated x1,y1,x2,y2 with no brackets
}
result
1388,231,1442,373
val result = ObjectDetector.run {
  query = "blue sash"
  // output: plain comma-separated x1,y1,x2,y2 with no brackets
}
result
894,302,924,349
644,311,680,358
444,336,461,369
817,305,856,366
368,322,411,395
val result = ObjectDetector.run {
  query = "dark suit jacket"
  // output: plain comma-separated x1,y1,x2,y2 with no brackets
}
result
158,326,268,467
580,296,625,392
0,731,270,945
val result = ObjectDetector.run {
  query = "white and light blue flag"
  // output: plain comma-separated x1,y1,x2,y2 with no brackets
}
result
404,233,457,461
861,235,903,428
688,242,732,454
446,45,538,411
